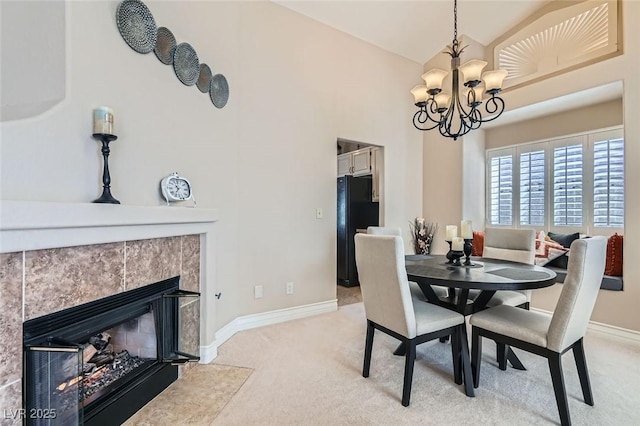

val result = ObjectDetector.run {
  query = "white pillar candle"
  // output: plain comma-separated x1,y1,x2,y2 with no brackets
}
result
452,237,464,251
461,220,473,239
445,225,457,242
93,106,114,135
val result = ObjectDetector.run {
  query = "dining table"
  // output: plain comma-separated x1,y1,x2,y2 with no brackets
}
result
403,254,557,370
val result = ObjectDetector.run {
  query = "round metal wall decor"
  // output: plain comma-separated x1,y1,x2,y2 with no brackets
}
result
116,0,158,54
154,27,176,65
173,43,200,86
196,64,212,93
209,74,229,108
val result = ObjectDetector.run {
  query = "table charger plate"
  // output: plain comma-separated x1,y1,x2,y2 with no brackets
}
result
116,0,158,54
196,64,213,93
209,74,229,108
154,27,177,64
173,42,200,86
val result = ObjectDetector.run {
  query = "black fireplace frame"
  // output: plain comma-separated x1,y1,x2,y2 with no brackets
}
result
23,276,200,426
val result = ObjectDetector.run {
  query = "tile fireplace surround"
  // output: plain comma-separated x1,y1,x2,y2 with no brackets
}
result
0,200,219,420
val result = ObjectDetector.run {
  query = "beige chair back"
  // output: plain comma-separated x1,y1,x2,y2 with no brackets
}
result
354,234,416,339
482,228,535,265
547,236,607,352
367,226,401,236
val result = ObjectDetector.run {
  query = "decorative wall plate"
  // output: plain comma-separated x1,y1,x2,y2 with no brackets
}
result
116,0,157,54
173,43,200,86
209,74,229,108
196,64,213,93
154,27,176,65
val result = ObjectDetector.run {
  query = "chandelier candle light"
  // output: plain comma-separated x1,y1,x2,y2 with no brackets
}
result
92,106,120,204
410,0,508,140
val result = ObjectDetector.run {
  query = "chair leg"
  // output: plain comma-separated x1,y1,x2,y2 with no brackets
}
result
497,343,507,370
451,327,462,385
572,338,594,406
471,327,482,389
402,339,417,407
363,321,374,378
548,352,571,426
458,325,475,397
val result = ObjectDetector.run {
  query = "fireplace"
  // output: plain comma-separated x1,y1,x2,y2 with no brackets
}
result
0,201,218,418
23,276,200,426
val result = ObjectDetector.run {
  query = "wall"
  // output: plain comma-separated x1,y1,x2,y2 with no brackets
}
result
422,1,640,332
0,2,422,330
485,98,623,149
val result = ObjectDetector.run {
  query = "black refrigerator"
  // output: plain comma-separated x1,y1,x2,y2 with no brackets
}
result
337,175,379,287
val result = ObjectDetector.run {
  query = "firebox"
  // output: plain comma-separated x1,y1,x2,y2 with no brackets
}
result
23,276,200,426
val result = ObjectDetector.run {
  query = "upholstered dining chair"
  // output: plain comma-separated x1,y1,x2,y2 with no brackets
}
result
470,236,607,426
366,226,448,300
354,234,474,406
468,227,536,309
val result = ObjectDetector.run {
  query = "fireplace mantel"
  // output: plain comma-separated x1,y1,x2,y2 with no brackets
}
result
0,200,219,253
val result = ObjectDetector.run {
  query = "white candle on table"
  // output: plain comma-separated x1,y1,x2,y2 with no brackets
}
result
461,220,472,239
452,237,464,251
93,106,114,135
445,225,457,242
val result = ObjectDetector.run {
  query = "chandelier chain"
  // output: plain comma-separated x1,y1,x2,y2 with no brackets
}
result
453,0,457,41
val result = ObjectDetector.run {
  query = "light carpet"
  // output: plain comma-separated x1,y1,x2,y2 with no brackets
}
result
212,302,640,425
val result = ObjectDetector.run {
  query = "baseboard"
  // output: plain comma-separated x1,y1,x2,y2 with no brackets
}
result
531,307,640,343
200,299,338,363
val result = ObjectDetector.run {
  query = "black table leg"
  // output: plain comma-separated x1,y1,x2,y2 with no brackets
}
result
394,343,406,356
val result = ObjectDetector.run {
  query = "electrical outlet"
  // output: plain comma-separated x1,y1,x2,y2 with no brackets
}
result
254,285,263,299
286,282,294,295
316,208,323,219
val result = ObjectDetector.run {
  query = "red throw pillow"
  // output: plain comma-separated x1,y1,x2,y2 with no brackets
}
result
472,231,484,256
605,233,623,276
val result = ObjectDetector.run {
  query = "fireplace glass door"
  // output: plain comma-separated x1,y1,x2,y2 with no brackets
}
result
25,340,83,425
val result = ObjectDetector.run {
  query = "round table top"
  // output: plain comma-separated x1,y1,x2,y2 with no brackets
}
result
405,254,557,291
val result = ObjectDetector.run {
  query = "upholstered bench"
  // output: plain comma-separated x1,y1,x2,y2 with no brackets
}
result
472,230,624,291
546,266,623,291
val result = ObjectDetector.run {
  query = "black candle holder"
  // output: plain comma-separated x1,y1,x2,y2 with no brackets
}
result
450,250,464,266
463,238,474,266
445,241,454,264
92,133,120,204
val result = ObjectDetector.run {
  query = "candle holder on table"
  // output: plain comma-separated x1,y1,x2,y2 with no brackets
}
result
450,250,464,266
463,238,474,266
445,240,464,266
92,133,120,204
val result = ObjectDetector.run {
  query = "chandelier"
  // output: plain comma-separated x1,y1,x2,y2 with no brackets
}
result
411,0,508,140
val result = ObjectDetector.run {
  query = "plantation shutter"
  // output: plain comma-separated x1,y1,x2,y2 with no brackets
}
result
553,144,583,227
593,136,624,227
520,150,545,226
489,154,513,225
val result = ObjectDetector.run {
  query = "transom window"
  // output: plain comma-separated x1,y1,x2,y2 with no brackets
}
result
486,128,624,234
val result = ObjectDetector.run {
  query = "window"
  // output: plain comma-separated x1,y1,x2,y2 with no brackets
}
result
593,135,624,227
520,150,545,226
553,144,583,227
489,155,513,225
486,127,624,233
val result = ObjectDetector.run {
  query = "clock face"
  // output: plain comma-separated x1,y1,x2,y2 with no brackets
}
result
167,177,191,200
161,173,192,202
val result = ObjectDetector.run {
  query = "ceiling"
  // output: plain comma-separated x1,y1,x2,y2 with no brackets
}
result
272,1,623,127
273,0,550,64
